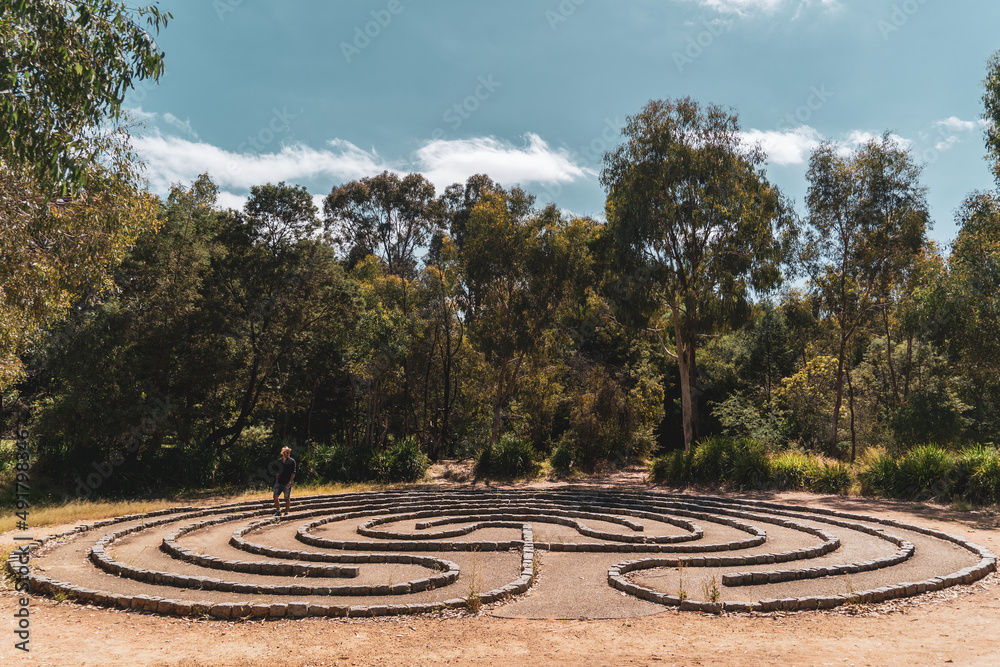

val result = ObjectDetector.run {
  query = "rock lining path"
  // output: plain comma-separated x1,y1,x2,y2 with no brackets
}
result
7,488,996,620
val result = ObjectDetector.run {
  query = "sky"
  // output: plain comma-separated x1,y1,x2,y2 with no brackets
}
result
126,0,1000,248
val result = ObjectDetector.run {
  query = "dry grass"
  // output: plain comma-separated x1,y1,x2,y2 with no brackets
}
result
0,481,382,535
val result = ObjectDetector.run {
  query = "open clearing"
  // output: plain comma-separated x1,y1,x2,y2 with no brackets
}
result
3,474,1000,666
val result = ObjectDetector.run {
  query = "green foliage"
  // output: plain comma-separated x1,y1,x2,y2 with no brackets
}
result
803,133,929,454
326,171,439,277
984,48,1000,184
0,0,169,191
476,435,539,479
727,439,772,490
770,451,814,490
549,441,575,474
860,444,1000,504
889,386,970,449
810,460,852,494
648,449,692,485
858,448,899,497
304,436,428,484
650,437,855,495
960,444,1000,504
712,393,787,444
380,436,430,482
305,442,371,484
601,97,794,450
689,436,735,483
894,445,956,499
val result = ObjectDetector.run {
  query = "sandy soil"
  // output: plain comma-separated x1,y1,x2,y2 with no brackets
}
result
3,468,1000,666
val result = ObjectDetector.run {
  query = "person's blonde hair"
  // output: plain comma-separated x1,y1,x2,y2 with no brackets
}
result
281,446,292,454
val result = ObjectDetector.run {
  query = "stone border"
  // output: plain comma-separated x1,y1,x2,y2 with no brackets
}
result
7,488,996,620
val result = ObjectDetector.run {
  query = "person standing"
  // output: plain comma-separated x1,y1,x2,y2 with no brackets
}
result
273,446,296,516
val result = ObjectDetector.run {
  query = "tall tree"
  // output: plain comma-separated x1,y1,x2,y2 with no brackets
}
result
204,182,355,450
803,134,928,458
0,0,168,191
600,97,793,451
0,0,168,390
324,171,440,277
984,48,1000,184
462,188,593,441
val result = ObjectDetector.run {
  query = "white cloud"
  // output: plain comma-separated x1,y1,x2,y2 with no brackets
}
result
133,132,391,194
742,126,823,165
934,116,982,133
844,130,911,149
162,112,199,139
412,133,595,190
215,190,248,211
935,135,961,152
742,126,921,165
681,0,838,16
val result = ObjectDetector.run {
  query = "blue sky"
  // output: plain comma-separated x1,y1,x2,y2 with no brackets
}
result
127,0,1000,247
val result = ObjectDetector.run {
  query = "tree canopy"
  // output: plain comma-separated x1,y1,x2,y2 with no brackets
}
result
601,97,793,450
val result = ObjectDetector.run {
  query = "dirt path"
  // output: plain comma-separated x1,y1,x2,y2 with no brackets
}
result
3,479,1000,666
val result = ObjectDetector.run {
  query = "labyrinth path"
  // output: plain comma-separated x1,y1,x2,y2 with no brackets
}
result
7,489,996,620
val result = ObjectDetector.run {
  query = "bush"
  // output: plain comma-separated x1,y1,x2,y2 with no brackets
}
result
649,449,692,485
689,436,736,483
960,444,1000,504
771,451,815,490
858,448,898,497
895,444,955,499
306,436,428,484
381,436,429,482
477,435,539,479
728,439,772,490
549,441,575,474
810,460,852,494
305,442,371,483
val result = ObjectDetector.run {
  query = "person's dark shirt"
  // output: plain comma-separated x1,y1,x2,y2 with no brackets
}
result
277,457,296,485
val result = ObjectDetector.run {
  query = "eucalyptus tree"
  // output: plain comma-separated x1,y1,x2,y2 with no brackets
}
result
204,182,357,451
945,192,1000,441
0,0,168,390
461,188,593,442
803,134,928,458
600,97,793,451
0,0,168,190
984,48,1000,184
324,171,440,278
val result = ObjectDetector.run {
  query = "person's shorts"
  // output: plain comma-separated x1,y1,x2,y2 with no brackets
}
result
273,483,291,500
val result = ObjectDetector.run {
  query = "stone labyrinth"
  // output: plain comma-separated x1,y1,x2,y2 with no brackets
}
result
8,489,996,620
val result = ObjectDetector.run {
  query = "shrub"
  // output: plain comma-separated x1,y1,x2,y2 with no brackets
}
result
305,442,371,483
649,449,692,485
957,444,1000,504
895,444,955,499
728,439,772,490
770,451,815,490
476,435,539,479
810,460,852,494
858,448,898,497
689,436,736,483
381,436,429,482
549,441,575,474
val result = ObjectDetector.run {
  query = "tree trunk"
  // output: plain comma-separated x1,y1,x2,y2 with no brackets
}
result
883,307,900,406
673,317,697,452
902,333,913,399
846,367,857,463
830,334,848,458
